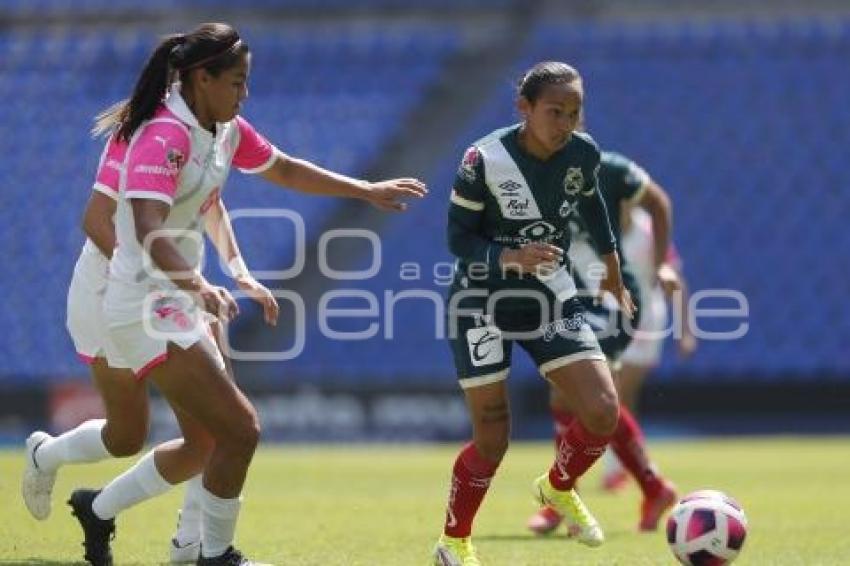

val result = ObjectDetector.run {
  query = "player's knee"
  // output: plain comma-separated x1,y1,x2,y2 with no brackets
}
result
582,395,619,437
104,427,147,457
224,406,261,454
183,431,216,461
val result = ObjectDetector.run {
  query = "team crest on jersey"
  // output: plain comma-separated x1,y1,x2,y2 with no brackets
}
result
563,167,584,195
166,147,185,173
458,146,480,182
559,199,578,218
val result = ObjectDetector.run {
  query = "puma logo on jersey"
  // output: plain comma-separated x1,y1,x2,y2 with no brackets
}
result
154,135,169,148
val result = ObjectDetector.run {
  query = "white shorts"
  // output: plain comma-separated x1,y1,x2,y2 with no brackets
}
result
103,278,224,378
621,288,668,367
66,251,129,368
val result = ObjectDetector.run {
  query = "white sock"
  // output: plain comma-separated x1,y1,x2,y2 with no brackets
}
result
92,449,172,520
34,419,110,472
200,484,242,558
174,475,203,544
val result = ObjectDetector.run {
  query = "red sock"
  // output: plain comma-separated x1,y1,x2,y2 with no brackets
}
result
548,419,610,491
550,407,575,440
610,404,663,497
444,442,500,538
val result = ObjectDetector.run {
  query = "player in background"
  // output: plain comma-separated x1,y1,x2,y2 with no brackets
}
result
604,207,696,488
432,61,635,566
35,22,426,566
527,149,682,535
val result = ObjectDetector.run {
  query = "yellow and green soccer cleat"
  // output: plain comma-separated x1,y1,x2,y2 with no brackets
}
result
431,534,482,566
533,474,604,547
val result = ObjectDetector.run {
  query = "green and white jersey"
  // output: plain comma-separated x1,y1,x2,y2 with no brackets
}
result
567,151,650,298
568,151,651,258
447,124,616,300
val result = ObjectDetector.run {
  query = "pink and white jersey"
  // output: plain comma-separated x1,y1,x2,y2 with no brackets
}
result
110,84,277,287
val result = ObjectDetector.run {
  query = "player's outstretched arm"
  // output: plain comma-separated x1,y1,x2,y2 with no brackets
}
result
636,180,672,271
259,153,427,211
203,199,279,326
598,251,636,320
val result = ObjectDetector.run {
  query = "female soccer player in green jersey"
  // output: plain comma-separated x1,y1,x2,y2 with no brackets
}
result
432,61,634,565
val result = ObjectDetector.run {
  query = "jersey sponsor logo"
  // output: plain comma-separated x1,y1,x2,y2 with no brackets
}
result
166,147,185,172
466,325,503,367
480,140,543,220
541,312,586,342
563,167,585,195
133,164,176,176
494,221,563,247
518,220,557,240
458,146,480,183
500,181,529,214
505,198,533,215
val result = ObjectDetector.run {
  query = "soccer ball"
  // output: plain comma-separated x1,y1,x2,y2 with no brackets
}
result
666,490,748,565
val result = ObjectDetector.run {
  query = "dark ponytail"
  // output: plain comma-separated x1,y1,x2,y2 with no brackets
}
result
92,23,247,141
92,34,185,141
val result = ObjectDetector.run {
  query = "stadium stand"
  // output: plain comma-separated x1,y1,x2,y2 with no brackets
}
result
283,17,850,384
0,22,459,378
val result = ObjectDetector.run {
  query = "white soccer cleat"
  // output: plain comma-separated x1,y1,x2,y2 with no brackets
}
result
22,431,57,520
170,537,201,563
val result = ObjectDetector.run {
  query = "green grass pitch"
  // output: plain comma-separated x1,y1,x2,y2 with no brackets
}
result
1,437,848,565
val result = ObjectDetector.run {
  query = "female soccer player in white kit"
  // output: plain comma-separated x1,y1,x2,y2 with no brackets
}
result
27,22,426,566
22,129,278,563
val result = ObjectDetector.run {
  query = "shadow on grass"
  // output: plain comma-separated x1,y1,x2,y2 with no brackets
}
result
476,528,636,543
0,561,152,566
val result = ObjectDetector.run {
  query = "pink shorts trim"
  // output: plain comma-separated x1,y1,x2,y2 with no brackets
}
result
135,353,168,380
77,353,98,365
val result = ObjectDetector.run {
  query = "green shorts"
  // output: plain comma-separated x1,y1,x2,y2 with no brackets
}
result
447,287,605,390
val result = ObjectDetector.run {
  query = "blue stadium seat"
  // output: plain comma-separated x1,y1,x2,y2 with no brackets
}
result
279,17,850,386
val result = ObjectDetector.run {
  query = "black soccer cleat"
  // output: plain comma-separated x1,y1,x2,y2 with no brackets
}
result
197,545,268,565
68,489,115,566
